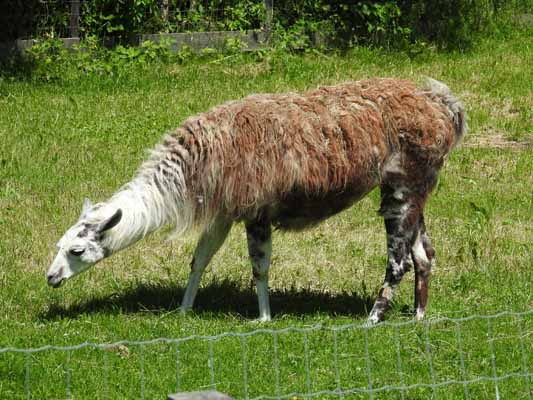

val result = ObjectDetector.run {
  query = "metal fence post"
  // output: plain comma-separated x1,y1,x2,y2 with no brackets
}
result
160,0,169,23
263,0,273,41
69,0,80,38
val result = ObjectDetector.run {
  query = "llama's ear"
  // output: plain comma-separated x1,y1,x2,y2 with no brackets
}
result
81,198,93,218
98,209,122,233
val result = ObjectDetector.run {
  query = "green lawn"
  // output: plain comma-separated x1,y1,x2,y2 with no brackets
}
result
0,29,532,399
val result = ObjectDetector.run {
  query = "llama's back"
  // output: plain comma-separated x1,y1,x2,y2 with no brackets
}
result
166,78,463,227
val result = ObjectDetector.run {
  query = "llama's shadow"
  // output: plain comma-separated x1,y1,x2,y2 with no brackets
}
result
40,280,375,321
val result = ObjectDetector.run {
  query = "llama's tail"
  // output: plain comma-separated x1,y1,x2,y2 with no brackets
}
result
425,77,467,147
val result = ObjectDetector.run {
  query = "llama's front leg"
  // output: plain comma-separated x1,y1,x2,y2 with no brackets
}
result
180,217,232,313
368,188,418,324
412,219,435,320
245,217,272,322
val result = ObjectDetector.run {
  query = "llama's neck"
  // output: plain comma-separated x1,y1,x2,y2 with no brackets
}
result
101,172,193,254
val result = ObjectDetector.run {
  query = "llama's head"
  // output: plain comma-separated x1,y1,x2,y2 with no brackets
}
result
46,199,122,288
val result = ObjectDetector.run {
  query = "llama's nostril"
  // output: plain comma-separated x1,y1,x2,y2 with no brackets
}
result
47,274,56,285
47,267,64,287
47,275,64,288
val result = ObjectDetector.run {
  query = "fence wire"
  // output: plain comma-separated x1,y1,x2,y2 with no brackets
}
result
1,310,532,399
32,0,79,39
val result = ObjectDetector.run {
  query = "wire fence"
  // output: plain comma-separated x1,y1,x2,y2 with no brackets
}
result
1,310,531,399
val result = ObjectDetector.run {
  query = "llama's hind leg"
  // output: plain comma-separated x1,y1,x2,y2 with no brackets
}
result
180,217,232,313
412,217,435,320
368,186,421,324
245,216,272,322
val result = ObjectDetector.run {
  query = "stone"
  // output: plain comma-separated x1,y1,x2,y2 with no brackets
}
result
168,391,233,400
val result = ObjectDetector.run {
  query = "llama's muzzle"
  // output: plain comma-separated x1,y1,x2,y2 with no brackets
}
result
47,267,65,288
48,277,64,288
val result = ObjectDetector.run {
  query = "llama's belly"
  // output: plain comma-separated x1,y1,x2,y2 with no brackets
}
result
271,186,374,231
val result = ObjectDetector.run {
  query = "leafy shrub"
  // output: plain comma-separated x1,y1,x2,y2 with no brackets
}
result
23,37,70,82
5,35,183,82
1,0,531,83
81,0,161,42
3,0,531,50
272,1,411,49
79,0,266,42
401,0,485,50
403,0,533,49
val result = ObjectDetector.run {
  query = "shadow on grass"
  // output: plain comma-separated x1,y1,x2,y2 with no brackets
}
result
40,280,375,321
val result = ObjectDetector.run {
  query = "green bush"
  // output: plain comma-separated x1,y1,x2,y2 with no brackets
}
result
272,0,532,50
400,0,503,50
272,1,411,49
80,0,266,42
1,0,530,58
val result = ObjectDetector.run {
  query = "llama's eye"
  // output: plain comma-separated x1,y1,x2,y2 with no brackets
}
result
69,248,85,257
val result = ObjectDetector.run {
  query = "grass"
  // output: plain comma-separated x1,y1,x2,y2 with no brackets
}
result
0,27,532,399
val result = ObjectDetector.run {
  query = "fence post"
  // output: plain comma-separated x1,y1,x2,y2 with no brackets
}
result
263,0,273,41
160,0,169,24
69,0,80,38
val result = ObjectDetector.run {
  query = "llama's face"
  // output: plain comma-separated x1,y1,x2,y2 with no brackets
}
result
46,199,122,288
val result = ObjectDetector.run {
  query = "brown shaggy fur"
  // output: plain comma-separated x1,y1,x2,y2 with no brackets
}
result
159,78,463,231
142,77,466,321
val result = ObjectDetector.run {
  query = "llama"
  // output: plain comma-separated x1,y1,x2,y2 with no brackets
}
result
46,78,466,323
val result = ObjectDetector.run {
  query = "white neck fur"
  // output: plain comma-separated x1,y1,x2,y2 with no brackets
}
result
101,172,194,254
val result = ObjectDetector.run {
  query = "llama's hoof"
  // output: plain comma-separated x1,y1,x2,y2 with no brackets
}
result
365,316,381,327
179,306,192,316
251,315,271,324
366,310,383,326
415,308,425,321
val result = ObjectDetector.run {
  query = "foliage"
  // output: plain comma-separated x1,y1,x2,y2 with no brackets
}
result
272,0,533,50
81,0,162,41
79,0,266,41
272,1,412,49
1,0,531,82
400,0,494,50
404,0,532,49
2,0,531,51
4,35,184,82
23,37,70,82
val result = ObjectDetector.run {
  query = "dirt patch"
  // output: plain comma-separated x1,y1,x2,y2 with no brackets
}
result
514,13,533,27
462,132,532,149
